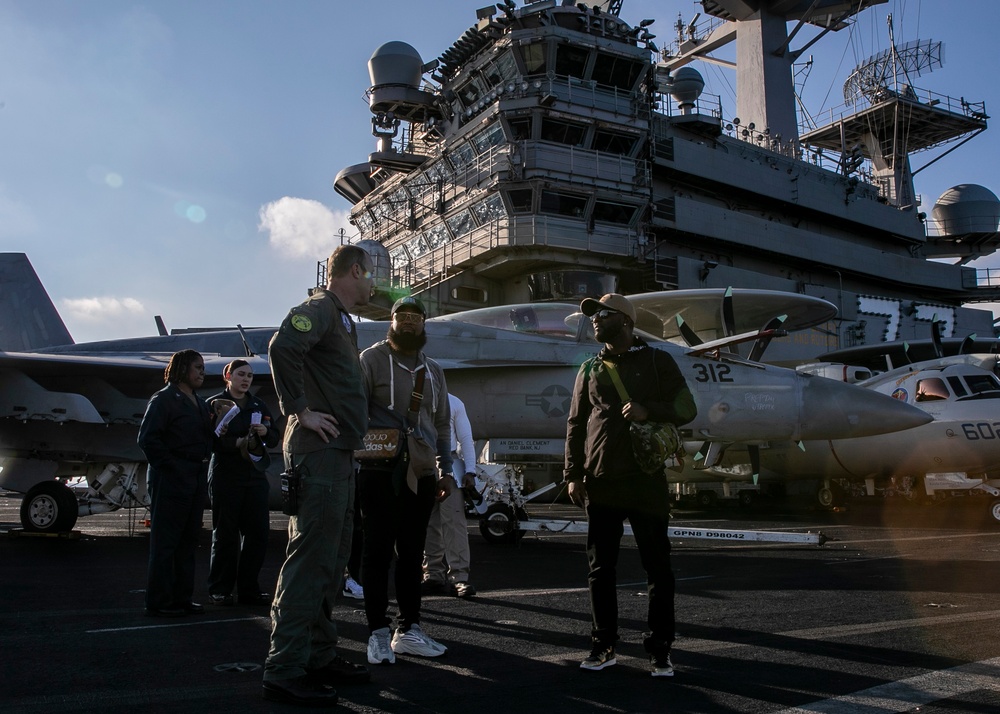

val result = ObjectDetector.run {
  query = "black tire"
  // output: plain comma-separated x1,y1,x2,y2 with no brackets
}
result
696,491,717,508
738,491,756,508
988,499,1000,525
479,504,525,544
816,486,835,508
20,481,79,533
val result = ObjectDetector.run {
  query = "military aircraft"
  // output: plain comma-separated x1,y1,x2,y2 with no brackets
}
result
0,253,932,532
681,351,1000,522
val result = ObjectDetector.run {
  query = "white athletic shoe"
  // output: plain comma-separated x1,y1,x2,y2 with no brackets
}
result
342,577,364,600
367,627,396,665
390,623,447,658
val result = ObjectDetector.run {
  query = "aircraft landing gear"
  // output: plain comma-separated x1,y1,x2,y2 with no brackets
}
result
989,500,1000,525
20,481,79,533
816,481,845,509
479,504,527,544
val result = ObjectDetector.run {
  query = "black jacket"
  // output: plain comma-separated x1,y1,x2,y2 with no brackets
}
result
207,389,279,481
137,383,214,483
564,338,696,483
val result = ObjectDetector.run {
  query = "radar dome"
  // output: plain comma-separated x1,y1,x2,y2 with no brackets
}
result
368,41,423,89
931,184,1000,234
669,67,705,110
356,239,393,283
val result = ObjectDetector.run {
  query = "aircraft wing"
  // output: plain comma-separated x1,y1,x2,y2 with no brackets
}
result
628,289,837,342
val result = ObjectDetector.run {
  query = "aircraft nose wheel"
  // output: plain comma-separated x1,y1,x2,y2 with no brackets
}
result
20,481,79,533
479,504,527,544
989,499,1000,525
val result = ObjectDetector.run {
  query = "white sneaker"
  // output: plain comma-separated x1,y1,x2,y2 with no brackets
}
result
342,577,364,600
367,627,395,665
390,623,447,658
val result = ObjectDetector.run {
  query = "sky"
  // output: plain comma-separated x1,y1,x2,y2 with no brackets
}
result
1,0,998,344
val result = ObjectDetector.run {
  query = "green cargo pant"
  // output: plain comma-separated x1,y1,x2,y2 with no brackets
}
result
264,448,355,681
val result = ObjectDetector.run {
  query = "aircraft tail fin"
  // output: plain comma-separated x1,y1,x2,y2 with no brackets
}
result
0,253,74,350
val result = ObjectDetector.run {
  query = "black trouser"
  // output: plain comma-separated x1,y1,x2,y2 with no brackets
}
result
146,464,208,610
346,477,363,582
207,472,270,597
585,474,675,654
359,468,436,632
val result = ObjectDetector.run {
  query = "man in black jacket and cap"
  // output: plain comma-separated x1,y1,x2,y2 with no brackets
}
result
564,293,696,678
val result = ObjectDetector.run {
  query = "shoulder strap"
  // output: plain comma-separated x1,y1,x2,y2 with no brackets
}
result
406,366,427,429
601,359,631,403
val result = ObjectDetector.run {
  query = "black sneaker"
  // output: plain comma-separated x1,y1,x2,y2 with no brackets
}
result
580,643,616,671
307,654,371,686
651,651,674,677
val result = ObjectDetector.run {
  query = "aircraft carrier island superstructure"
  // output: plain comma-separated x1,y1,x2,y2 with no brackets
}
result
333,0,1000,364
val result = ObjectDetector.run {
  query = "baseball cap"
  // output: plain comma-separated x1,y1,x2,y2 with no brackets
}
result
580,293,636,323
390,296,427,317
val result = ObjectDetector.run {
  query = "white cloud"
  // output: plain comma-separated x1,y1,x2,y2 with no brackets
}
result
60,296,146,324
258,197,352,258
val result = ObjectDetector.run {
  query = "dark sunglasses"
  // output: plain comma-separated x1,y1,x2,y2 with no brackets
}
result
592,309,623,320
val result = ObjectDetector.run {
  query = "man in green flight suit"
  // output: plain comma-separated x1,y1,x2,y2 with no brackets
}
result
262,244,375,707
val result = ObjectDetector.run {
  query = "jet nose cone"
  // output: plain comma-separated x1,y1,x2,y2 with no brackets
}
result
797,376,933,440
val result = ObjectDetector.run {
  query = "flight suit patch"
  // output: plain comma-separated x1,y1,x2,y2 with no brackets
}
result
291,314,313,333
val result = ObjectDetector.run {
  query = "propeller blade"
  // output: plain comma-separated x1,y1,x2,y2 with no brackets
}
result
748,314,788,362
902,341,913,365
959,333,977,355
931,314,943,358
722,287,739,357
722,286,735,337
675,314,703,347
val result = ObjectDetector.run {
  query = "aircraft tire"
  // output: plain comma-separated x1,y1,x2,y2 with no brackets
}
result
816,486,835,509
479,504,524,544
20,481,79,533
989,500,1000,525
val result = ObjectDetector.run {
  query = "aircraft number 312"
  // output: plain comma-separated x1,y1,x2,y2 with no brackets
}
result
690,363,735,383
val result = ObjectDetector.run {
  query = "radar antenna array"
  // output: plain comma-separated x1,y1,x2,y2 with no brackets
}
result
843,37,943,106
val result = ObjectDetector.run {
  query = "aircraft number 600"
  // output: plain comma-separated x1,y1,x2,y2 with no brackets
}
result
961,422,1000,440
692,363,734,383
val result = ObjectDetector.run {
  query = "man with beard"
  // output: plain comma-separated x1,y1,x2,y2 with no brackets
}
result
564,293,697,678
358,296,455,665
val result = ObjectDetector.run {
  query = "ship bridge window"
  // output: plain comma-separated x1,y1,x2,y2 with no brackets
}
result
457,77,488,106
426,160,455,183
390,245,411,269
424,223,451,250
540,118,588,147
591,52,644,91
508,117,533,141
593,128,638,156
481,52,518,88
506,188,534,213
352,210,375,234
406,234,429,259
540,190,588,218
471,122,506,154
915,377,950,402
446,210,474,240
472,193,507,223
519,41,548,75
449,142,476,171
961,373,1000,398
592,200,638,225
555,43,590,79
